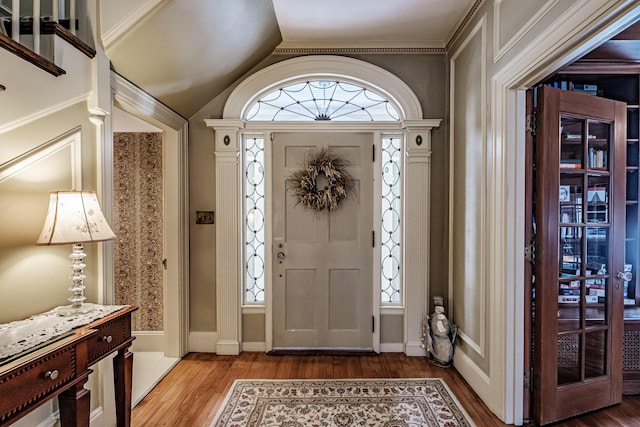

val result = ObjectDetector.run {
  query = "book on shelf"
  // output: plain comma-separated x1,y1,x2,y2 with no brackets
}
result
564,133,596,140
588,148,607,168
541,81,599,96
573,83,598,96
560,280,580,288
624,281,629,298
559,295,580,303
560,161,582,169
573,83,598,92
587,187,607,203
559,289,581,296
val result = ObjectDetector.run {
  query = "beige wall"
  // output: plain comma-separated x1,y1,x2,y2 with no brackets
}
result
188,53,448,344
0,103,98,323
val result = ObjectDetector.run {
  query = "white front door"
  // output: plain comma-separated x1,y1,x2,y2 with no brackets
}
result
272,132,373,350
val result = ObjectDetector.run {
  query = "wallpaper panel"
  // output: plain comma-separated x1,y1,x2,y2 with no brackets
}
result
113,132,163,331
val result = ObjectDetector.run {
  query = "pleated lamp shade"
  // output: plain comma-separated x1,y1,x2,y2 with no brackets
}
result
37,191,115,245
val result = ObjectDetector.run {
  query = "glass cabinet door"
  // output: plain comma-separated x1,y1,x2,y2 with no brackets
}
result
534,86,626,425
558,117,611,384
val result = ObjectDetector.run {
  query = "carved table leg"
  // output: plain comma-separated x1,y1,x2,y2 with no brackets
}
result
58,382,91,427
113,346,133,427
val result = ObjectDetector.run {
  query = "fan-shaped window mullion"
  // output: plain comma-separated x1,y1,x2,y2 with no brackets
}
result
246,80,399,121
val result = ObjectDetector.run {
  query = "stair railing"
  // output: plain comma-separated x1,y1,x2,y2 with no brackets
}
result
4,0,76,55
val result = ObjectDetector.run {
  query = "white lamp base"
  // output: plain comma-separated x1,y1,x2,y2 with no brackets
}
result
57,302,95,317
56,243,93,317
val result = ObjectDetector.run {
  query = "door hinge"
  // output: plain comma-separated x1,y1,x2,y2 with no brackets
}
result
372,316,375,333
372,144,376,162
372,231,375,248
524,243,535,263
524,366,533,391
526,112,536,135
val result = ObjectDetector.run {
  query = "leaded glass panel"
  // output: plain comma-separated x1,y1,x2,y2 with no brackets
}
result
244,137,265,303
381,136,402,303
246,80,400,121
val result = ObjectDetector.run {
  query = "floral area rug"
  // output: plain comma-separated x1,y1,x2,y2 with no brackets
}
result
211,378,476,426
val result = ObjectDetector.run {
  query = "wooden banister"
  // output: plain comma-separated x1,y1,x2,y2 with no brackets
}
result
0,32,65,76
0,0,92,76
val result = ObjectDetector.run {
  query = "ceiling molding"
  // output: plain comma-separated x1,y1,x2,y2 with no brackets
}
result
446,0,486,50
273,46,446,55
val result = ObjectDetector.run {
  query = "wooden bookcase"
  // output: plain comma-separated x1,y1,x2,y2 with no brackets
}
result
544,68,640,394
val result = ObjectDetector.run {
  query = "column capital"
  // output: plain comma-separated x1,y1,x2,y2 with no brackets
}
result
204,119,245,130
402,119,442,131
404,120,440,154
205,119,245,151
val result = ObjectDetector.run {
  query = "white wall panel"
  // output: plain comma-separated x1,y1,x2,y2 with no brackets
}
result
450,16,488,363
0,130,82,323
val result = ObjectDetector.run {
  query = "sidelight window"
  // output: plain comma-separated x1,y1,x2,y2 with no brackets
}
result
381,136,402,303
244,137,265,303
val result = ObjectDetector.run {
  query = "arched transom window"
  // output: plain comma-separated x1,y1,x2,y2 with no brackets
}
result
246,80,400,121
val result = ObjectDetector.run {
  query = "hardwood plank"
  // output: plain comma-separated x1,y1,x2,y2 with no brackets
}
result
131,352,640,426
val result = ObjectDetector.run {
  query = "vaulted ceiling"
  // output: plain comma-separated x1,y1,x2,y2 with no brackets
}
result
103,0,472,119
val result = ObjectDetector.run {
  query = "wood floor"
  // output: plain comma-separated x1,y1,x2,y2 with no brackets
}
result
131,352,640,426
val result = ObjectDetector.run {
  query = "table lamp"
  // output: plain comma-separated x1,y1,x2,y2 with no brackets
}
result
36,191,116,316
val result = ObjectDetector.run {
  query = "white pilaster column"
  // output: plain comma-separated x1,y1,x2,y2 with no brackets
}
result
89,108,112,305
205,119,244,355
403,119,441,356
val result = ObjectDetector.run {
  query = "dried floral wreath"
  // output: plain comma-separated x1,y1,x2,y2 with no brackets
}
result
287,147,355,212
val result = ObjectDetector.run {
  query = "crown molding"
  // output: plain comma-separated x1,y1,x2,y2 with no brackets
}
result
274,46,446,55
446,0,486,50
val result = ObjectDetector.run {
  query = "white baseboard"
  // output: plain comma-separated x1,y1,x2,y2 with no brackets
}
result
380,343,404,353
30,406,103,427
216,339,240,355
187,335,413,355
188,331,218,353
131,331,165,352
242,342,266,352
453,348,491,402
404,340,428,357
90,407,104,426
34,413,57,427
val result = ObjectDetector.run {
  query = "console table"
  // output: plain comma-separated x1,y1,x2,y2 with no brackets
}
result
0,305,137,426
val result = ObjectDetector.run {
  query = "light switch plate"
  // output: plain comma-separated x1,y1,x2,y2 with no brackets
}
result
196,211,214,224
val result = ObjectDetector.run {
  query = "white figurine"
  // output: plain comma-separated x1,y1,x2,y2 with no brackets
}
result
424,297,457,367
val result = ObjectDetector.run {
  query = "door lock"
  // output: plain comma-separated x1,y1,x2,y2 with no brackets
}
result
617,271,632,281
277,252,286,261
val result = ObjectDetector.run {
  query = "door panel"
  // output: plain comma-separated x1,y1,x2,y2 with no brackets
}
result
328,269,360,330
533,86,626,425
285,269,317,330
273,132,373,350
